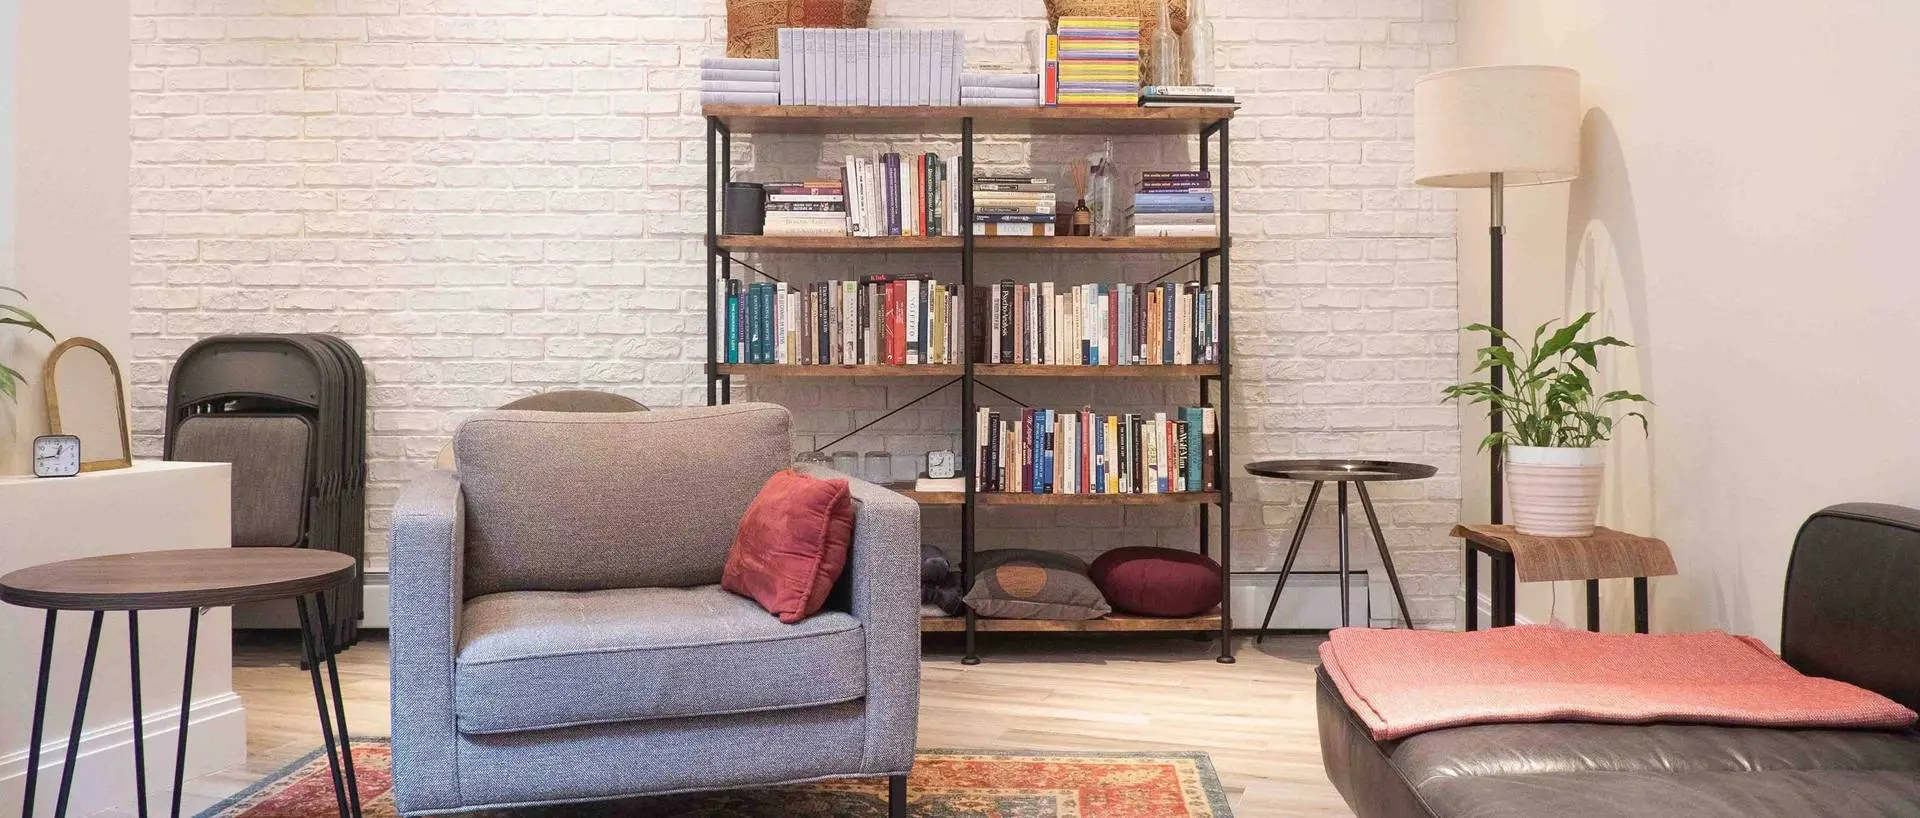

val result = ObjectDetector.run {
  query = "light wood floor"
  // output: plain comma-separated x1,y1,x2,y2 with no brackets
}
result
187,631,1350,817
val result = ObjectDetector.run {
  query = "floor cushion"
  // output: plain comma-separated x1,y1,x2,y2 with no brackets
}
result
964,548,1112,620
1090,546,1221,617
454,585,865,735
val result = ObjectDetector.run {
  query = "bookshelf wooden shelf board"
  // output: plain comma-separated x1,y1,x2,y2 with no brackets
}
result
702,104,1231,136
920,611,1223,633
716,364,964,378
716,235,1217,255
973,364,1220,379
717,235,963,253
705,104,1236,664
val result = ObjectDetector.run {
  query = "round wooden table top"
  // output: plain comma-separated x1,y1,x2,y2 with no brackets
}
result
0,548,357,611
1243,459,1438,483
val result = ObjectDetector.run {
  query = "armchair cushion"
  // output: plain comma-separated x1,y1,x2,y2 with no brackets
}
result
454,584,867,735
453,404,793,597
723,468,856,624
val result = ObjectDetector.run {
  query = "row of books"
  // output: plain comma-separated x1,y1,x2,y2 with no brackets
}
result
777,28,963,106
725,277,964,366
762,179,849,237
1051,17,1140,107
972,175,1057,237
1130,170,1218,238
975,407,1220,494
843,153,961,238
976,280,1221,366
962,71,1041,108
700,57,779,105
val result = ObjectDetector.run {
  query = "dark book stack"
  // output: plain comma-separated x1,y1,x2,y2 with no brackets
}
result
969,279,1221,366
726,275,963,365
973,406,1218,495
972,174,1057,237
1129,171,1217,238
762,179,847,236
842,153,959,238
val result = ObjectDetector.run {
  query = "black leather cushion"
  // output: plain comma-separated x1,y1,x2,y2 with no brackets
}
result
1782,503,1920,712
1318,668,1920,817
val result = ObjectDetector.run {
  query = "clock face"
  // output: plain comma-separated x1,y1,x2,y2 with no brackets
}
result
33,435,82,478
926,450,957,479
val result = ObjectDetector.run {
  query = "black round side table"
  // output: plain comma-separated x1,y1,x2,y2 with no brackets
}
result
0,548,361,818
1243,459,1436,640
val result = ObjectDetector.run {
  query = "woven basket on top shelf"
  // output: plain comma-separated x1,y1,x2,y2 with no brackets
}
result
1045,0,1189,80
725,0,874,58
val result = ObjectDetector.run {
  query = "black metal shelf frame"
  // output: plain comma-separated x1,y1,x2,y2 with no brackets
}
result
703,112,1235,664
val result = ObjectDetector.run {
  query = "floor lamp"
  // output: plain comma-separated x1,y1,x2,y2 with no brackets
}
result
1413,65,1582,525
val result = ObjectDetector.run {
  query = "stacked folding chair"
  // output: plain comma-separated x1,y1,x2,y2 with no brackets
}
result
164,334,367,653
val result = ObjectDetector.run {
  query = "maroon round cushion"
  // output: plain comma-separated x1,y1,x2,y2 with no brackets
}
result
1089,547,1222,618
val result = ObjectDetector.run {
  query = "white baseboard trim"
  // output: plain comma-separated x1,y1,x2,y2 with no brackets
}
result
235,572,390,630
1474,592,1537,627
0,693,247,818
1229,571,1377,630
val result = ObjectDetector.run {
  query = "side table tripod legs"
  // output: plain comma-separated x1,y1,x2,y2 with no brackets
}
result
19,596,360,818
1256,481,1322,643
1355,484,1416,629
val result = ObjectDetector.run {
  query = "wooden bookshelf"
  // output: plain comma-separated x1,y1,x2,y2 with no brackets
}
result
921,611,1222,633
717,364,963,378
704,105,1237,664
703,104,1231,136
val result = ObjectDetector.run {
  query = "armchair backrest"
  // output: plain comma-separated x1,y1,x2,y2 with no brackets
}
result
453,403,793,598
1781,502,1920,711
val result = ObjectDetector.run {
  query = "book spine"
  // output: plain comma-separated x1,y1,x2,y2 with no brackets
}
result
986,410,1001,492
1161,282,1175,364
1044,34,1059,106
1201,407,1217,491
997,281,1013,362
1021,409,1035,493
904,278,921,365
884,154,900,236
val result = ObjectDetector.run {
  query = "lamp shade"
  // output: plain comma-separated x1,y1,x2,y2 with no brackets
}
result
1414,65,1581,188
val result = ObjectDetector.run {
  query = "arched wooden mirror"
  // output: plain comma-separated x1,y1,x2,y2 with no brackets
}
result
42,337,133,472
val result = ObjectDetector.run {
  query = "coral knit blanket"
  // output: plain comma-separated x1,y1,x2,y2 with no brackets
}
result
1319,626,1917,741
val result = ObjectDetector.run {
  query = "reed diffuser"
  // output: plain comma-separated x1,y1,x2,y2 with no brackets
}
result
1069,161,1093,237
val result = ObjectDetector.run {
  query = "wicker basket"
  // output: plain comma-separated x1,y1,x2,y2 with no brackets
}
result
1045,0,1189,82
726,0,874,59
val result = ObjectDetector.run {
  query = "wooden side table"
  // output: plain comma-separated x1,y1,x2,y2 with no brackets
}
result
0,548,360,818
1452,525,1677,633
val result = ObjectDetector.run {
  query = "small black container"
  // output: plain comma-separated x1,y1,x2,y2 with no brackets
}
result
723,182,766,235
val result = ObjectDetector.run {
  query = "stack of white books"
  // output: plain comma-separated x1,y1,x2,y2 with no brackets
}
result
961,72,1041,107
701,57,780,105
777,28,962,106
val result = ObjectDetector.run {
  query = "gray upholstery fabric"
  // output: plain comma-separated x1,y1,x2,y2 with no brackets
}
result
388,469,466,814
797,464,922,775
455,586,866,734
454,404,792,597
388,415,922,816
172,414,312,547
451,702,869,810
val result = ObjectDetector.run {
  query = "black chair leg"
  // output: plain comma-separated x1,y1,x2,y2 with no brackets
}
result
888,773,907,818
1355,483,1415,629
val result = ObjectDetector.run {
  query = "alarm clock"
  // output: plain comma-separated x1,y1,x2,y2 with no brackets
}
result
926,449,958,479
32,434,81,478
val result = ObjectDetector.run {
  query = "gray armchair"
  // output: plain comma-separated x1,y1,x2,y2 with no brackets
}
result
388,403,920,816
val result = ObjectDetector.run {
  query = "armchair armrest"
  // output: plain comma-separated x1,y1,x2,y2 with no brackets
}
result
795,464,921,775
387,468,466,813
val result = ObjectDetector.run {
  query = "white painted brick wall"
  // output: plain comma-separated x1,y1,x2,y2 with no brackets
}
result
130,0,1464,626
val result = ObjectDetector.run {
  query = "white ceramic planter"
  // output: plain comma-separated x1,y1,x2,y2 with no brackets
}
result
1505,445,1605,537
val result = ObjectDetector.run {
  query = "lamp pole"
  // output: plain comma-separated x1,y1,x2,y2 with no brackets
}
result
1489,171,1505,525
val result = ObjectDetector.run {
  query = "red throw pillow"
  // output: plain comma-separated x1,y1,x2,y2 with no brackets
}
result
723,469,856,623
1089,546,1222,618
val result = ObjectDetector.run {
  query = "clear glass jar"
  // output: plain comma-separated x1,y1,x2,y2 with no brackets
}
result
863,451,894,485
796,450,831,467
832,450,860,476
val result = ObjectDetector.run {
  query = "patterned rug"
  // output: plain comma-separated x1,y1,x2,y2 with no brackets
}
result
202,738,1233,817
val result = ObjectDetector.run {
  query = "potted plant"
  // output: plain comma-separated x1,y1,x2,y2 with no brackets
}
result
1443,312,1648,537
2,285,54,402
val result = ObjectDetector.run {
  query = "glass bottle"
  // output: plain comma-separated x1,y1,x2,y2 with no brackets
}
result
1152,0,1181,88
1186,0,1216,87
1088,138,1117,237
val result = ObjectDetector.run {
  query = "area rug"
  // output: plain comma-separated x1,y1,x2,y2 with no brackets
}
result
201,738,1234,817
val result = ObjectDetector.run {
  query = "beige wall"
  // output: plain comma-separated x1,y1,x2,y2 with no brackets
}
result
0,0,132,475
1458,0,1920,645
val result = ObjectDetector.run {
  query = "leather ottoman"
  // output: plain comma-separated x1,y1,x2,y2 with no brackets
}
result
1317,504,1920,818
